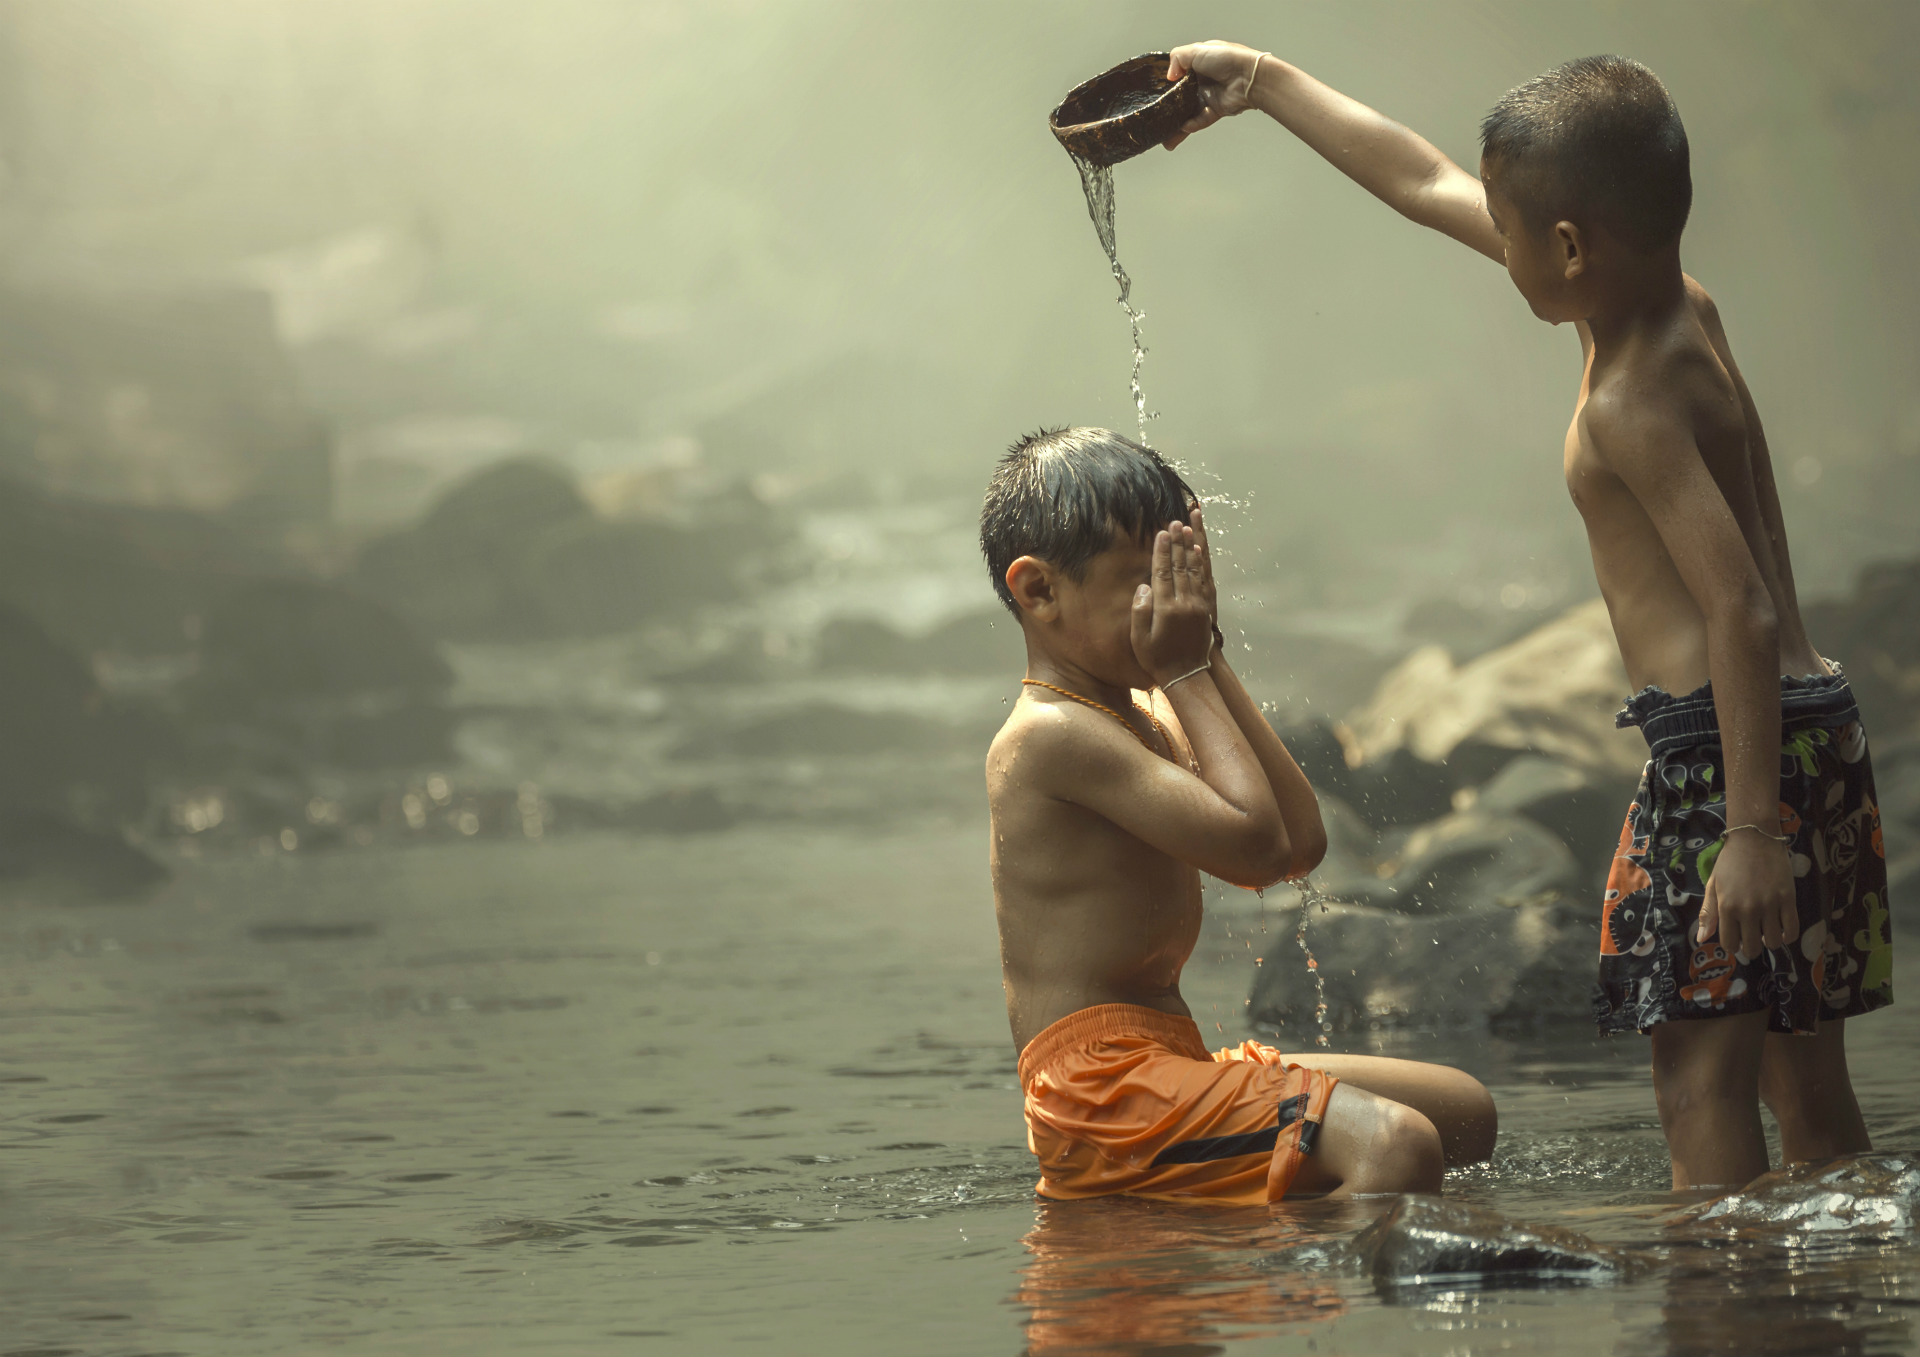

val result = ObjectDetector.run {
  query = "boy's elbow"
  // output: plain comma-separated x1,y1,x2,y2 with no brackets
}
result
1233,819,1296,890
1289,824,1329,880
1714,588,1779,645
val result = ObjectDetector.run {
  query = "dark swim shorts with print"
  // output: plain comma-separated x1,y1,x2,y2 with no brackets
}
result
1592,670,1893,1036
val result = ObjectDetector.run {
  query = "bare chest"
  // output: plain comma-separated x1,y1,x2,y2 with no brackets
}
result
990,782,1192,897
1561,360,1630,532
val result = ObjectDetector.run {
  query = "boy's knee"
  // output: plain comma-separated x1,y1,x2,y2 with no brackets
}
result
1654,1062,1745,1115
1652,1021,1765,1119
1651,1074,1702,1124
1760,1033,1848,1104
1758,1060,1849,1135
1757,1059,1809,1116
1449,1077,1499,1166
1380,1103,1445,1193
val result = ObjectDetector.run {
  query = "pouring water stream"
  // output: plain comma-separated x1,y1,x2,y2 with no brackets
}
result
1068,153,1153,443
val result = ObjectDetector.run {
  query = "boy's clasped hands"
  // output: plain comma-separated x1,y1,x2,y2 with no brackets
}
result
1132,512,1218,694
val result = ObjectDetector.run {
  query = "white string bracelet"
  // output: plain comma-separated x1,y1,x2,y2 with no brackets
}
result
1244,51,1271,105
1721,823,1792,845
1161,660,1212,691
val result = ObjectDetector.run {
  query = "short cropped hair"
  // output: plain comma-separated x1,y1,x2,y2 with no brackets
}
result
1480,55,1691,252
980,427,1196,617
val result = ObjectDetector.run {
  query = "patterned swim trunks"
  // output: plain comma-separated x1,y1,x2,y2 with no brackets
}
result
1591,670,1894,1035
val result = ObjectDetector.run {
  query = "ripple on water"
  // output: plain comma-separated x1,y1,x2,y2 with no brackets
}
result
607,1145,1038,1244
6,834,1917,1356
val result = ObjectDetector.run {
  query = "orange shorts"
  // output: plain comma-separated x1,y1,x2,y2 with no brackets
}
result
1017,1003,1338,1204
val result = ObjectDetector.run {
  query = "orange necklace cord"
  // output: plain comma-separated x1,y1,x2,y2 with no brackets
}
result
1021,678,1170,758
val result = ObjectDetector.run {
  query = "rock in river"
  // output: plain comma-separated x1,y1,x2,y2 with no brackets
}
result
1345,598,1647,778
187,578,455,770
1676,1152,1920,1238
354,458,736,641
1473,754,1638,881
1278,719,1503,832
1353,1195,1634,1284
1252,806,1595,1029
1331,808,1580,914
1801,556,1920,734
0,602,170,895
1249,888,1596,1032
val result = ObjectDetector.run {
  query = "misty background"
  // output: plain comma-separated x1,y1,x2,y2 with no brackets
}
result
5,6,1920,1350
1,0,1916,883
7,2,1917,540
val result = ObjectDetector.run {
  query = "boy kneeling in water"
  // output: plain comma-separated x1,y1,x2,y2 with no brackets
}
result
983,427,1495,1201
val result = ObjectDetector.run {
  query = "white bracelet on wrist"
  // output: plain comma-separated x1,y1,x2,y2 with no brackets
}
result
1161,660,1212,691
1244,52,1271,104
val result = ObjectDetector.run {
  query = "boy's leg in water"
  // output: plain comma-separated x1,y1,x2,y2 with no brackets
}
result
1650,1009,1770,1189
1286,1082,1444,1197
1759,1019,1871,1163
1286,1054,1497,1166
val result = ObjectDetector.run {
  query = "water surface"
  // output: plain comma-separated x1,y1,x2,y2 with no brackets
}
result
3,828,1916,1355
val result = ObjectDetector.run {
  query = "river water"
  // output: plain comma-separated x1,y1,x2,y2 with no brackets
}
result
4,497,1915,1353
3,822,1917,1356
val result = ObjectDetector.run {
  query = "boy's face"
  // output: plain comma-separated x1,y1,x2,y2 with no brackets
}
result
1017,527,1159,689
1481,161,1586,325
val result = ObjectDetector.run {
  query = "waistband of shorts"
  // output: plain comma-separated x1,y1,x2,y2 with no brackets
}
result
1016,1003,1208,1087
1615,666,1859,757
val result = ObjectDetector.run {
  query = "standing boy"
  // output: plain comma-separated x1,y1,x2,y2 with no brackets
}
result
983,427,1496,1202
1161,42,1891,1188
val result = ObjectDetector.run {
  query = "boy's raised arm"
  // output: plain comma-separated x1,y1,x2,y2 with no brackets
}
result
1179,510,1327,879
1017,523,1295,889
1189,648,1327,881
1166,41,1504,265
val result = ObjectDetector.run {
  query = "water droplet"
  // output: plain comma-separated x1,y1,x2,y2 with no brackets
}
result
1291,879,1334,1048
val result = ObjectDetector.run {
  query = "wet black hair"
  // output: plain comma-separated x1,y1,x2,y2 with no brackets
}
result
1479,55,1691,252
980,426,1196,618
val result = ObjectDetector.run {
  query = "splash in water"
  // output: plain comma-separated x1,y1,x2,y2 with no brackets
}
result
1069,154,1154,443
1291,879,1334,1048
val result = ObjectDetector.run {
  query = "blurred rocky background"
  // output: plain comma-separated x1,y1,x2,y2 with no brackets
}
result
1245,578,1920,1037
0,0,1914,1033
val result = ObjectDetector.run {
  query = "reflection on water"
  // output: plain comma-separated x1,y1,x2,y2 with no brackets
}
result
1018,1197,1350,1354
1652,1241,1912,1357
1,827,1917,1355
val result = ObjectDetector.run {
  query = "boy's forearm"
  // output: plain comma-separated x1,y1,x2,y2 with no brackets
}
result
1162,675,1279,811
1248,58,1462,223
1707,599,1784,828
1206,647,1327,877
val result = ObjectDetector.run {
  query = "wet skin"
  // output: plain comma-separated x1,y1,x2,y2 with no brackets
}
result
989,514,1298,1052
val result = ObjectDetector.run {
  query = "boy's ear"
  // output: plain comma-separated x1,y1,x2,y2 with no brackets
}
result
1554,220,1586,279
1005,556,1058,621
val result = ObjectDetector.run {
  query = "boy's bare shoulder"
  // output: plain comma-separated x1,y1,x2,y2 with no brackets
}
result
1582,309,1739,472
1682,272,1723,328
1581,365,1686,455
986,697,1142,795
